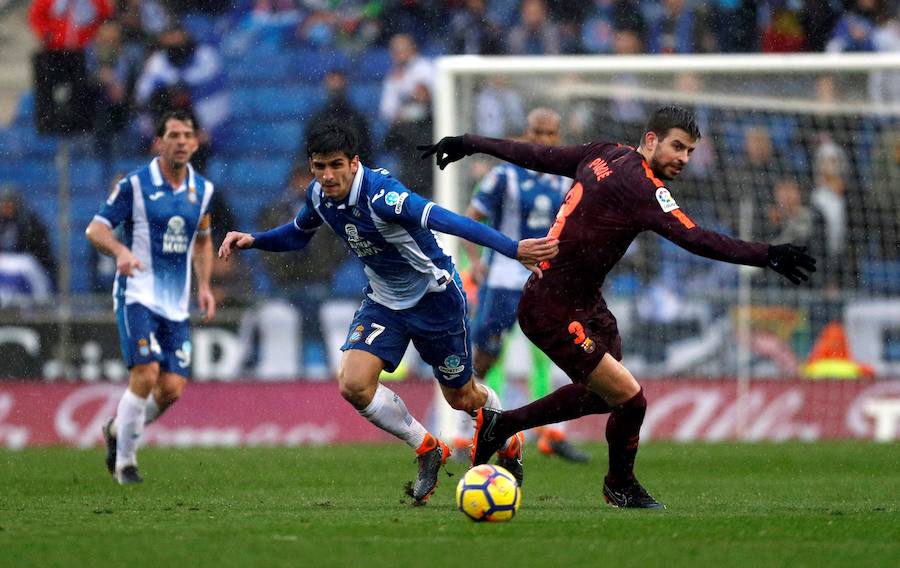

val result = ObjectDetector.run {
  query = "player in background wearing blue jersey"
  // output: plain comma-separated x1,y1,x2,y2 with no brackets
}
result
87,111,217,485
460,108,590,464
219,121,557,504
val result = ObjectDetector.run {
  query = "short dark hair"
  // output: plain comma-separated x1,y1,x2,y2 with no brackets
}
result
645,105,701,141
155,110,195,137
305,120,359,159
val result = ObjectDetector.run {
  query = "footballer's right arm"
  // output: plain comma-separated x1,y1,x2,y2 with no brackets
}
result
85,220,143,276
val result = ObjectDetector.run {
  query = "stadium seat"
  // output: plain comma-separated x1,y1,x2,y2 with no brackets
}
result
230,87,258,120
347,82,382,113
229,158,291,193
230,51,295,85
288,49,351,84
353,48,392,82
13,91,35,127
253,86,325,119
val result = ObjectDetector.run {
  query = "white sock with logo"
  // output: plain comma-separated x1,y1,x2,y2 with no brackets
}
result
359,384,428,450
143,395,162,425
479,384,503,411
114,389,147,472
107,394,163,437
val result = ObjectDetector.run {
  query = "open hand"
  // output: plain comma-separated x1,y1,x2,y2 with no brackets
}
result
517,237,559,278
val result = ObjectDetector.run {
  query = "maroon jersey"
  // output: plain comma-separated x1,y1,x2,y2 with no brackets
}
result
461,135,770,305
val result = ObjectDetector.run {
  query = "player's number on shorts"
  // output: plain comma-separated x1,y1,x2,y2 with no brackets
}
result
365,323,386,345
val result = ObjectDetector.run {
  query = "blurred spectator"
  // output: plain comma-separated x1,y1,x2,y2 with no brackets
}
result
135,25,230,171
765,178,814,246
208,189,252,309
869,7,900,107
379,0,449,48
0,185,56,293
723,125,784,238
295,2,381,53
545,0,594,53
643,0,711,54
505,0,562,55
256,166,353,342
581,0,645,54
707,0,758,53
809,139,853,291
761,2,808,52
307,68,373,161
28,0,112,51
116,0,170,44
800,0,842,52
826,0,879,53
475,76,526,138
380,33,433,197
447,0,504,55
86,19,144,169
870,127,900,259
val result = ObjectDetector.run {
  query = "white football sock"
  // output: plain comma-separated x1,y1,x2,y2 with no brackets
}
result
144,395,162,425
359,384,428,450
479,384,503,411
114,389,147,472
107,394,164,437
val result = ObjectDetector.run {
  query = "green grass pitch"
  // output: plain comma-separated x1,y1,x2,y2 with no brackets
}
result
1,442,898,567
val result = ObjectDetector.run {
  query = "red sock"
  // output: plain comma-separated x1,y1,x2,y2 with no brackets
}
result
498,383,612,439
605,388,646,486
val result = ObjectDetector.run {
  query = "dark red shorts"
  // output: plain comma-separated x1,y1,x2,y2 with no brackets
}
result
517,287,621,384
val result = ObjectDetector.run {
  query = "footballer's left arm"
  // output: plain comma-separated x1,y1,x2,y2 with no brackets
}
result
193,214,216,322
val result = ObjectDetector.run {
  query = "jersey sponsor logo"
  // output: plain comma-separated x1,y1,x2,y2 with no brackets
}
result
163,216,189,254
344,224,381,257
148,191,165,201
384,191,400,206
655,188,679,213
589,158,612,181
438,354,465,375
393,192,408,214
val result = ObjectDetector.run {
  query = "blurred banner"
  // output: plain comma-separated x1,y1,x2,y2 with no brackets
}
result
2,379,900,449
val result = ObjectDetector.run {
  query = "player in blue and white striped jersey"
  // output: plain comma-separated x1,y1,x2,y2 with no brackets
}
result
219,121,557,503
462,108,591,463
87,111,217,485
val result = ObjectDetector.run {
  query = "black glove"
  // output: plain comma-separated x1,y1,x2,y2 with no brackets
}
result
417,136,467,170
766,244,816,285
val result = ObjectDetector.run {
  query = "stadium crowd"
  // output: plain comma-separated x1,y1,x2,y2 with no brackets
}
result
0,0,898,376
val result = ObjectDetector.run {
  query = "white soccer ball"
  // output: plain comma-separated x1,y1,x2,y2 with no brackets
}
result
455,464,521,522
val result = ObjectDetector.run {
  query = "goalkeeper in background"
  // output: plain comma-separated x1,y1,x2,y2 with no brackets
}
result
460,108,590,463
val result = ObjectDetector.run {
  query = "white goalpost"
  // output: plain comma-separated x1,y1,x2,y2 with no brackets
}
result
429,53,900,439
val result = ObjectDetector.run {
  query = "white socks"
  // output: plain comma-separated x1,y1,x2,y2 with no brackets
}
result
114,389,148,472
107,394,163,438
480,384,502,411
359,384,428,450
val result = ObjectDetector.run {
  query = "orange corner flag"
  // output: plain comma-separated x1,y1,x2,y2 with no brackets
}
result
804,322,875,379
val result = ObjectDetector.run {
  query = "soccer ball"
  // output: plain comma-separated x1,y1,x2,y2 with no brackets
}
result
455,464,521,522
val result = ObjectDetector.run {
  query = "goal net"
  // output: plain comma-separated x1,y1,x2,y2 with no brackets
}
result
432,53,900,383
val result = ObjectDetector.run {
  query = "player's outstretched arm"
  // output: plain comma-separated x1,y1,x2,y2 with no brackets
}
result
419,134,586,177
766,243,817,285
219,222,316,260
424,203,558,272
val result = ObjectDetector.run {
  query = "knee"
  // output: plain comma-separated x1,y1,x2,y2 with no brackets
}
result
338,370,376,410
129,364,159,395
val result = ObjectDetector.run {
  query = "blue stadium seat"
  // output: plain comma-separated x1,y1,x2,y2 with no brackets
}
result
353,48,392,82
229,158,292,192
230,51,295,84
253,86,325,119
70,159,104,192
217,120,303,157
230,86,258,120
348,82,382,113
288,49,351,84
14,91,35,127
